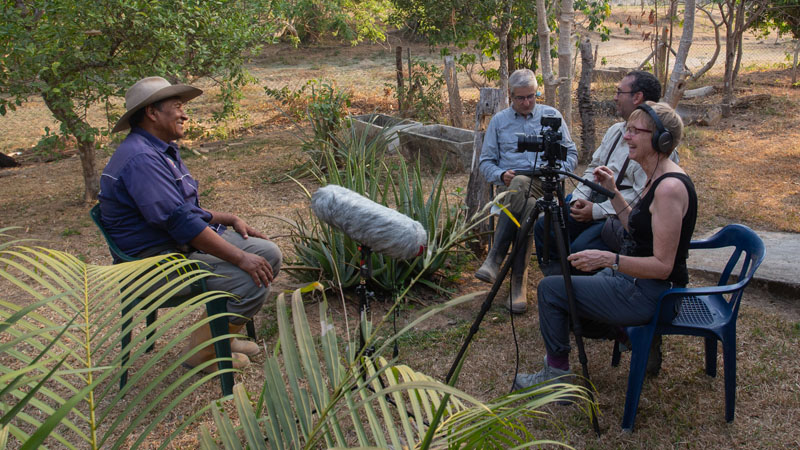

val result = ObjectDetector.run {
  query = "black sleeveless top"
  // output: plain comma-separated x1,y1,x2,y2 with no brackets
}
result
621,172,697,286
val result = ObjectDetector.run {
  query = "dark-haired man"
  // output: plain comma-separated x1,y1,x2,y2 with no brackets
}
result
99,77,282,372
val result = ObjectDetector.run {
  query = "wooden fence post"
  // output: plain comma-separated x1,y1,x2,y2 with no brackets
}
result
395,46,404,115
443,56,465,128
466,88,507,256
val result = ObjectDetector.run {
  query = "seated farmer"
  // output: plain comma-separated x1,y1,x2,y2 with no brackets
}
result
513,102,696,390
98,76,282,371
534,70,678,276
474,69,578,314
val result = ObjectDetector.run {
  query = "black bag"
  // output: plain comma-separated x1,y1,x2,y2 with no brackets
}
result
601,216,627,253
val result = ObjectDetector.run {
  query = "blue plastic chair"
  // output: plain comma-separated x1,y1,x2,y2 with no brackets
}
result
611,224,766,431
90,204,255,396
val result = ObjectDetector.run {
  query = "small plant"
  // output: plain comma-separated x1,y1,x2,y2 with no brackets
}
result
60,227,81,237
265,79,352,175
32,127,68,161
390,59,446,122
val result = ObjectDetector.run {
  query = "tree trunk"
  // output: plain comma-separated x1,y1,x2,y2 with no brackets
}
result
537,0,558,105
793,40,799,85
663,0,695,108
444,56,465,128
396,46,405,115
655,27,669,90
42,91,99,202
496,0,514,94
466,88,506,256
720,0,737,117
577,38,594,164
507,34,516,74
557,0,575,130
720,0,769,117
691,5,722,82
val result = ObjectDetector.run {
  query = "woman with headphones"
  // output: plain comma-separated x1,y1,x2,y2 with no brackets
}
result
514,101,697,390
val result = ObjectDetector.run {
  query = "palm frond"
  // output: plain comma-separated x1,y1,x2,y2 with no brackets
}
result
200,286,595,449
0,238,238,449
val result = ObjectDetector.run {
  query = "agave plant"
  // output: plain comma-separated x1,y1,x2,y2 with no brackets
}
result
199,285,594,449
0,228,240,449
285,121,475,294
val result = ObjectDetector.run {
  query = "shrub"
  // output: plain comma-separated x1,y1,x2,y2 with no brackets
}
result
285,123,474,295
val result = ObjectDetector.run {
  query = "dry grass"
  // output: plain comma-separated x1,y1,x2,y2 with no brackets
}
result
2,28,800,449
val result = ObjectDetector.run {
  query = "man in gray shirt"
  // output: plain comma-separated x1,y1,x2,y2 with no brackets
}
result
475,69,578,314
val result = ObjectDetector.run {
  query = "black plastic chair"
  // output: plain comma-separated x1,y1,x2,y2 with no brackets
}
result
611,224,766,431
90,204,255,396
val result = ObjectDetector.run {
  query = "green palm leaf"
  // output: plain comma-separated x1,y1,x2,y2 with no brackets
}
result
0,238,239,449
201,285,594,449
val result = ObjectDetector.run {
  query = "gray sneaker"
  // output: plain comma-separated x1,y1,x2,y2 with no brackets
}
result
513,357,574,391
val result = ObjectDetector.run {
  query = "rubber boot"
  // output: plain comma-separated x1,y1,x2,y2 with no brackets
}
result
508,233,534,314
230,322,260,357
475,215,516,284
183,316,250,373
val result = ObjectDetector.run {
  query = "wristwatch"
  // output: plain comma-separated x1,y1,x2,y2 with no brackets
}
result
612,253,620,271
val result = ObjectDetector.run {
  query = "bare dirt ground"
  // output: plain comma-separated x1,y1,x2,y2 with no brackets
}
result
2,17,800,450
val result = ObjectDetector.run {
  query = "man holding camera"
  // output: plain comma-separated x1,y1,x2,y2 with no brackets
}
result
533,70,678,276
475,69,578,314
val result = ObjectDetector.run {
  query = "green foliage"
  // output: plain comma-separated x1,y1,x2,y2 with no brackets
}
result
389,0,611,82
0,229,239,449
392,59,446,122
286,124,476,294
751,0,800,40
266,79,352,176
198,286,595,449
31,127,67,161
272,0,389,44
0,0,276,198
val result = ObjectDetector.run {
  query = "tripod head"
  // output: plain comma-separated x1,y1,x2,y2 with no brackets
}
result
514,168,616,201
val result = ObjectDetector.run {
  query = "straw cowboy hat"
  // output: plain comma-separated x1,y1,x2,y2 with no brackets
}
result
112,76,203,133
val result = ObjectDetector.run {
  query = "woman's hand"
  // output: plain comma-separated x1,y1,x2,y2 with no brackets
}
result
592,165,616,191
568,249,614,272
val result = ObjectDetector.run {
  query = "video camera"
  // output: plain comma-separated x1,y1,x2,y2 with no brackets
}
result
515,111,569,166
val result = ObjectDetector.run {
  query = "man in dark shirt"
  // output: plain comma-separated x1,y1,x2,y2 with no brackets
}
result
99,77,282,371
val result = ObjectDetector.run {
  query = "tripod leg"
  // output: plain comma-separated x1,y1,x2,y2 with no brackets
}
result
445,203,544,385
551,216,602,435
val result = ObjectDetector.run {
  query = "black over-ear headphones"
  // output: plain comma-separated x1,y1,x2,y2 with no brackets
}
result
636,103,673,154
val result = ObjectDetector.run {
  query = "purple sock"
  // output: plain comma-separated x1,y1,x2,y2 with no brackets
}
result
546,353,569,371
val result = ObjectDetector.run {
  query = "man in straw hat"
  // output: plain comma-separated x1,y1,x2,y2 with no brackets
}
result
99,76,282,372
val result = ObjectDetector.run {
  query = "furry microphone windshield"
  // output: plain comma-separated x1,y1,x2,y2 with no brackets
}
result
310,184,427,260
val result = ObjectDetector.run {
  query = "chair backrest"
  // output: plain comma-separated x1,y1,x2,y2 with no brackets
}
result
89,203,137,263
690,224,766,314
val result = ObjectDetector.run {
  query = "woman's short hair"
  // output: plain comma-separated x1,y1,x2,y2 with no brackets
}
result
629,101,684,152
508,69,538,96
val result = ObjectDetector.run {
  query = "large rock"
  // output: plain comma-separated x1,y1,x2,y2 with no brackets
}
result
398,124,475,173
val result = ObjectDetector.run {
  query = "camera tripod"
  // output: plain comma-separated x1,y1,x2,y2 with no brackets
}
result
446,166,614,435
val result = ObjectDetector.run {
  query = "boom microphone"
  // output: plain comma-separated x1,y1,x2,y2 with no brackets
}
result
311,184,427,260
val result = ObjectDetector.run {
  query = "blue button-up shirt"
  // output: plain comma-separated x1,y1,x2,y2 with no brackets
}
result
98,128,224,256
479,104,578,185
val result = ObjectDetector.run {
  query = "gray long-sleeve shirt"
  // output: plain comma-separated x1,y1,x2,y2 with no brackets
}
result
479,104,578,186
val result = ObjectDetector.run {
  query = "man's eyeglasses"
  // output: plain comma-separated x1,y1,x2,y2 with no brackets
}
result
625,126,652,136
616,90,636,96
513,94,536,102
